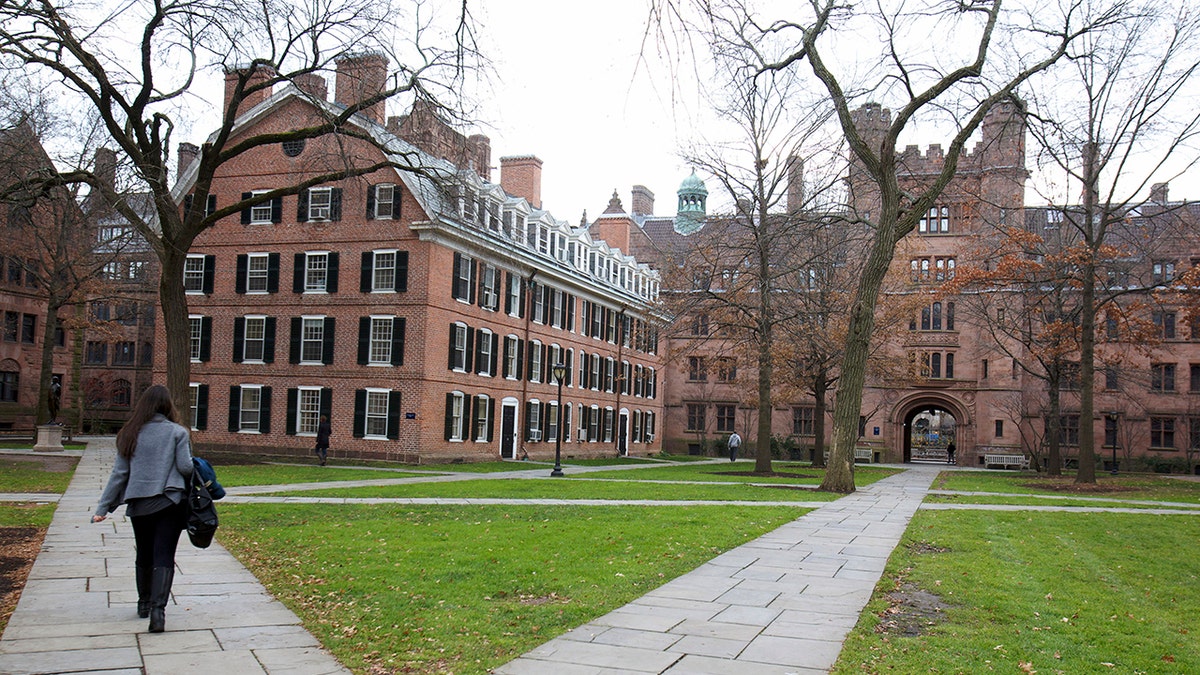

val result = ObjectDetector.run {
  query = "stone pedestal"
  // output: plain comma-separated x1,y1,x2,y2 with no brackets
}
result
33,424,64,452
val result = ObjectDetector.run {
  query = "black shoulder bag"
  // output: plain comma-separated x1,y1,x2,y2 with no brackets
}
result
186,470,219,548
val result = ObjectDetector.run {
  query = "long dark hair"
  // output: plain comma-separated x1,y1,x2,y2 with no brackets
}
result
116,385,181,459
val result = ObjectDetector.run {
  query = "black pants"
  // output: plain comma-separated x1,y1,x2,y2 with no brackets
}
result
130,501,187,568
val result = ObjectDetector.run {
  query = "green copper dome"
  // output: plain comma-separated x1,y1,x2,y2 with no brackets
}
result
675,170,708,234
679,170,708,195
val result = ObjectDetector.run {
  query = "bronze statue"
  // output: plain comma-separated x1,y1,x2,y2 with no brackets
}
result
47,376,61,423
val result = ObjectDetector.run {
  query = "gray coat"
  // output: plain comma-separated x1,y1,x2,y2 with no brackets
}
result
95,414,193,517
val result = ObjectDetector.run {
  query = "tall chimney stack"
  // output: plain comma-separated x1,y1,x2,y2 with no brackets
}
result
500,155,543,209
222,64,276,121
631,185,655,216
177,143,199,180
335,53,389,125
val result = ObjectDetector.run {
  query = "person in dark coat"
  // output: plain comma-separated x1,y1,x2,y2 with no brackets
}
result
947,441,957,464
315,415,332,466
92,385,192,633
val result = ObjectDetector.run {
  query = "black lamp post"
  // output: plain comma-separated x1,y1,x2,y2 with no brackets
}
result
551,362,567,477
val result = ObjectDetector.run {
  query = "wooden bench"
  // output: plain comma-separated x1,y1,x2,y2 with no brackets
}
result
984,453,1028,469
822,447,877,463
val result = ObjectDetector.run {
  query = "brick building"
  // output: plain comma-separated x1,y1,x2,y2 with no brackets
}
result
170,56,665,462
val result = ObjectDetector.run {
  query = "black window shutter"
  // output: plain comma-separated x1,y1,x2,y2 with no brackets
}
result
487,397,496,442
541,401,550,438
326,252,339,293
196,385,209,430
320,388,332,419
542,344,549,380
232,317,245,363
270,196,282,223
286,388,298,435
504,273,514,314
202,255,215,294
330,188,342,222
476,265,487,308
470,396,480,440
489,333,499,377
526,341,535,381
519,278,527,318
464,326,475,373
297,190,309,222
240,192,252,224
353,389,367,438
566,294,575,332
184,194,194,220
199,317,212,362
267,253,280,293
474,330,486,374
566,348,574,386
357,317,370,365
206,194,216,216
391,318,405,366
447,323,456,370
515,338,524,380
289,317,301,364
360,252,373,292
396,251,408,292
293,253,305,293
469,261,478,304
366,185,376,220
263,317,276,363
452,253,464,299
228,386,241,432
444,393,455,440
524,401,533,441
235,255,248,294
260,387,272,434
387,391,401,440
321,317,336,365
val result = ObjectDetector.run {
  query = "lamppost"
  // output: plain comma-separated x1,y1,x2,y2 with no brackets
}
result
1107,412,1119,476
551,362,567,477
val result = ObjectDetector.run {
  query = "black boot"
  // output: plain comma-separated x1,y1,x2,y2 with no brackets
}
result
148,566,174,633
136,565,151,618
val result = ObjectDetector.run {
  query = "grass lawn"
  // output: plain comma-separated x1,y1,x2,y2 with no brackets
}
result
934,470,1200,504
0,456,78,493
390,461,548,473
926,493,1200,509
0,503,56,527
262,476,842,501
215,464,428,487
220,503,808,674
576,461,900,486
833,510,1200,674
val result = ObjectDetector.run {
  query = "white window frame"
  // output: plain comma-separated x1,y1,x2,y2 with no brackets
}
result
374,184,395,219
528,399,542,442
474,394,491,442
184,255,206,294
451,322,469,372
239,384,262,433
547,401,559,442
504,335,519,379
188,315,203,362
246,253,270,293
369,316,393,365
188,382,201,430
305,252,329,293
308,187,332,221
243,315,266,363
480,265,499,310
530,339,543,383
364,388,390,439
477,328,494,376
297,386,322,435
372,250,396,292
249,190,273,224
449,391,467,441
300,316,325,364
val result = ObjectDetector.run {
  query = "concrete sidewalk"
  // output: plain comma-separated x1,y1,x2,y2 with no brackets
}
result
0,438,348,675
494,466,939,674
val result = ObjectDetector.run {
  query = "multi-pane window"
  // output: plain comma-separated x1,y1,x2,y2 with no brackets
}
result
1152,261,1175,284
365,389,390,437
504,335,520,379
686,403,706,432
1150,416,1176,449
184,255,207,293
527,400,542,442
1191,364,1200,392
3,311,16,341
450,323,469,371
297,387,322,434
474,395,491,442
249,190,274,224
447,392,467,441
189,316,204,361
919,205,950,233
373,251,396,291
0,371,16,402
240,386,262,432
1151,363,1176,392
480,264,500,311
372,184,395,219
188,383,206,430
919,351,955,379
20,314,34,344
1190,417,1200,451
247,253,270,293
546,401,559,442
301,317,325,363
452,253,474,302
476,329,495,376
793,406,815,435
112,379,131,407
307,187,333,220
305,253,328,292
369,317,393,364
715,358,737,382
716,404,736,433
529,340,543,383
1056,414,1080,446
243,317,266,362
688,356,707,382
86,341,107,365
1153,311,1176,339
918,302,956,331
113,341,135,365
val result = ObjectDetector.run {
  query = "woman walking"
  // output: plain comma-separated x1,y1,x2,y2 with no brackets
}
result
92,385,193,633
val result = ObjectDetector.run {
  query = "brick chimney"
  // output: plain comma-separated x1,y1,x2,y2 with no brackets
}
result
222,64,276,120
786,154,804,215
1150,182,1169,204
631,185,655,216
335,53,388,125
95,147,117,191
293,73,327,102
500,155,543,209
177,143,199,180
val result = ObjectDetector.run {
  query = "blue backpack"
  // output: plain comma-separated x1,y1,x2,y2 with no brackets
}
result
192,457,225,500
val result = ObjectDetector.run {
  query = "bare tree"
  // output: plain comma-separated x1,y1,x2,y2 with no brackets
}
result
0,0,477,408
657,0,1121,491
1022,1,1200,483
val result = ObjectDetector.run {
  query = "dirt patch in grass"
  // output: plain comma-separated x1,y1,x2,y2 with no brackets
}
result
1020,477,1137,494
909,541,950,555
0,526,45,634
710,470,817,479
876,581,949,637
0,454,78,473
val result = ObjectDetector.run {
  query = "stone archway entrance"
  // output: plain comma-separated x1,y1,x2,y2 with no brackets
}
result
901,401,960,464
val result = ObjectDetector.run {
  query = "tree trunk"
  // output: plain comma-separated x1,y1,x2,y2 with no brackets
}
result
1076,257,1097,483
811,369,827,468
1046,373,1062,476
159,250,192,415
36,296,64,425
755,319,773,473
